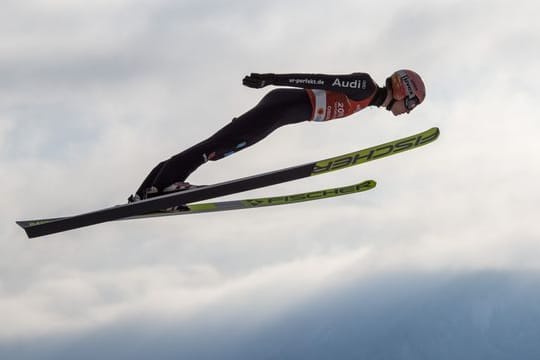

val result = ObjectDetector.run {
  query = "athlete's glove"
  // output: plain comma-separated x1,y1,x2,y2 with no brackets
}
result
242,73,275,88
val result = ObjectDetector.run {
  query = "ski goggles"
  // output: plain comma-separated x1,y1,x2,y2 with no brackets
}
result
404,95,419,111
385,94,419,112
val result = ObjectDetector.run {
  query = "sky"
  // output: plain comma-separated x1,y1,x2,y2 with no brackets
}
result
1,0,540,358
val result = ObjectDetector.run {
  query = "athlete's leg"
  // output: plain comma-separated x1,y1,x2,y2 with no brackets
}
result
136,89,312,197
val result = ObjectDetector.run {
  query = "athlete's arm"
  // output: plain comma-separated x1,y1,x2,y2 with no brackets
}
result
243,72,378,101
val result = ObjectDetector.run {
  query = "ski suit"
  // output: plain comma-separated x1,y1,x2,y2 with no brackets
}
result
135,73,387,197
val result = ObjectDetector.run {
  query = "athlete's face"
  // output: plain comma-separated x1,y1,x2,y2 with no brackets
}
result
384,83,420,116
389,99,410,116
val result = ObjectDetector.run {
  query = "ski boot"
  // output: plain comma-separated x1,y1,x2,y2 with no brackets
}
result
162,181,200,193
161,181,205,212
127,186,158,203
128,182,203,211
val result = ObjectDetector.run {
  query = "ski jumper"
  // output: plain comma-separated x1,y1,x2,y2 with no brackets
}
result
135,73,387,197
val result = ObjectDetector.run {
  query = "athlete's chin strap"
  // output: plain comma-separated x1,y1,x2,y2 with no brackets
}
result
385,99,396,111
370,84,389,107
384,77,397,110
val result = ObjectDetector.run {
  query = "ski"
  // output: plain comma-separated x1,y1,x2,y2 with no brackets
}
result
17,127,439,238
18,180,376,225
126,180,376,219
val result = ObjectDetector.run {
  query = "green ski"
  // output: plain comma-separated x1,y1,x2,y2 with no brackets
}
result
125,180,376,220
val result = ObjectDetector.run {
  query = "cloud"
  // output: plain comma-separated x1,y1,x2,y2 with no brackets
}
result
2,270,540,359
0,248,369,340
1,0,540,358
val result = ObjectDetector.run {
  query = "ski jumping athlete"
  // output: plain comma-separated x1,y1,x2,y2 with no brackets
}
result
128,70,426,202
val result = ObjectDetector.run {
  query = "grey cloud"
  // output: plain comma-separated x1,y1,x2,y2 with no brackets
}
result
2,270,540,360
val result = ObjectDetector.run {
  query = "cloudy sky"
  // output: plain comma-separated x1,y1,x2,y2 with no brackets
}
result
1,0,540,358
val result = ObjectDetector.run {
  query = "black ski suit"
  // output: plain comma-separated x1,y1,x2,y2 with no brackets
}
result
135,72,387,198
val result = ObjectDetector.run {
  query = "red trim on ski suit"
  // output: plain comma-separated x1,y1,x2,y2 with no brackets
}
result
306,89,375,122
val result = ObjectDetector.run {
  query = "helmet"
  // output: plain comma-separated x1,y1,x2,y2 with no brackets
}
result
386,69,426,111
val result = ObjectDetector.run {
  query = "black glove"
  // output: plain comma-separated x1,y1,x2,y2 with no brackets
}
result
242,73,275,88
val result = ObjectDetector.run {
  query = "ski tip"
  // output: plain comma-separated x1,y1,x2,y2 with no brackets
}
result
428,127,440,139
365,179,377,188
417,127,440,146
